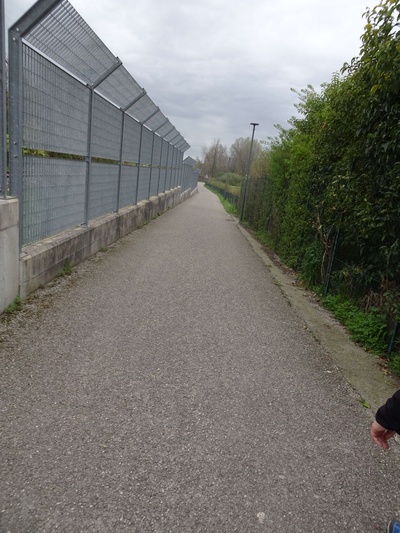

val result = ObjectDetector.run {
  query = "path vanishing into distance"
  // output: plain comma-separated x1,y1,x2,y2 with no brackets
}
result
1,183,400,532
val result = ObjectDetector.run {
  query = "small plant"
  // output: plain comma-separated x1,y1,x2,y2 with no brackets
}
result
59,260,73,277
99,246,107,252
5,296,22,314
300,242,323,288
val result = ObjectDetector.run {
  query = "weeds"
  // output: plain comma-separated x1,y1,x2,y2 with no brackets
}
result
5,296,22,315
205,185,239,215
59,260,73,277
323,294,387,354
255,229,275,250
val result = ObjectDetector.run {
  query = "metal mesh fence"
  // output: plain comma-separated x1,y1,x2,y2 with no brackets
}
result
7,0,193,246
22,157,86,244
119,165,138,209
88,163,119,220
137,167,151,203
91,94,122,160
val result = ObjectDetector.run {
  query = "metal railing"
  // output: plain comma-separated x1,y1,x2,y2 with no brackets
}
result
6,0,195,246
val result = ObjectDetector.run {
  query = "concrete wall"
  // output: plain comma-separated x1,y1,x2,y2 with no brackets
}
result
1,186,197,313
0,198,20,311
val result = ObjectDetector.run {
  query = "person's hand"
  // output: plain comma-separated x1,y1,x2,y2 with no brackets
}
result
371,420,396,449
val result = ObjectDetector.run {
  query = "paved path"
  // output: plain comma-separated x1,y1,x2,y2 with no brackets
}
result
1,184,400,532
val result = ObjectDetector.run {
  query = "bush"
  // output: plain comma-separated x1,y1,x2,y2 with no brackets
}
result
300,241,323,288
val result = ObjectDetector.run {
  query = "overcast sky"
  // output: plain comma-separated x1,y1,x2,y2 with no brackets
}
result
5,0,370,159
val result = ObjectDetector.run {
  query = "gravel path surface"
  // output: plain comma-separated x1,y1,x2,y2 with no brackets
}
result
1,184,399,532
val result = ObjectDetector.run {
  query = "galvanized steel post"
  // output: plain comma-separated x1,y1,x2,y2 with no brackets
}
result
0,0,6,197
240,122,259,222
84,59,122,226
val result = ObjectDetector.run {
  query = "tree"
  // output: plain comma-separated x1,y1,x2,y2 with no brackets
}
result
201,139,228,177
229,137,262,176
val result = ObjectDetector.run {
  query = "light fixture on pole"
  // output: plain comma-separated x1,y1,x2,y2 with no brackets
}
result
239,122,259,221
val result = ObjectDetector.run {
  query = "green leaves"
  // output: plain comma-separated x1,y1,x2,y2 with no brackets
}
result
241,0,400,343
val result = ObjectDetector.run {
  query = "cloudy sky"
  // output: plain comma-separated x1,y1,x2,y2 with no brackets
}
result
5,0,370,159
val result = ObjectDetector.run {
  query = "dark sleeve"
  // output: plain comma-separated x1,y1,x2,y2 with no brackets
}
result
376,390,400,433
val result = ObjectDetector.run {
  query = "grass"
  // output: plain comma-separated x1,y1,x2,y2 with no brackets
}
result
205,184,239,215
254,228,275,250
5,296,22,315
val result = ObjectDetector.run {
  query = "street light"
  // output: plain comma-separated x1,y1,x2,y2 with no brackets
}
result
239,122,259,221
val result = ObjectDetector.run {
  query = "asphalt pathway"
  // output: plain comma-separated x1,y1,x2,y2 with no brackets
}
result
1,184,400,532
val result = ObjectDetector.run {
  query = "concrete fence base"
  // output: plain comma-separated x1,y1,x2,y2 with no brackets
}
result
0,186,197,313
0,197,20,312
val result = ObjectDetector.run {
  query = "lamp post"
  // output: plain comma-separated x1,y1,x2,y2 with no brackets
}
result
239,122,259,221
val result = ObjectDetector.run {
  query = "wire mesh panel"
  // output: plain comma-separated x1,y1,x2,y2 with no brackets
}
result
88,163,119,219
137,167,151,202
149,168,158,198
140,127,154,166
122,116,141,164
171,148,178,187
24,0,117,86
150,135,162,197
22,157,86,245
23,45,89,155
159,139,169,192
127,93,156,124
91,94,122,160
165,148,173,191
119,165,138,208
96,65,143,111
175,150,183,188
152,135,162,168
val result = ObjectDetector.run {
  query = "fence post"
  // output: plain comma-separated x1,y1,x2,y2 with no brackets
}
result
156,140,163,195
135,124,144,205
84,59,121,226
0,0,6,198
148,133,156,199
165,143,171,191
8,26,24,247
152,119,169,196
117,90,146,211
